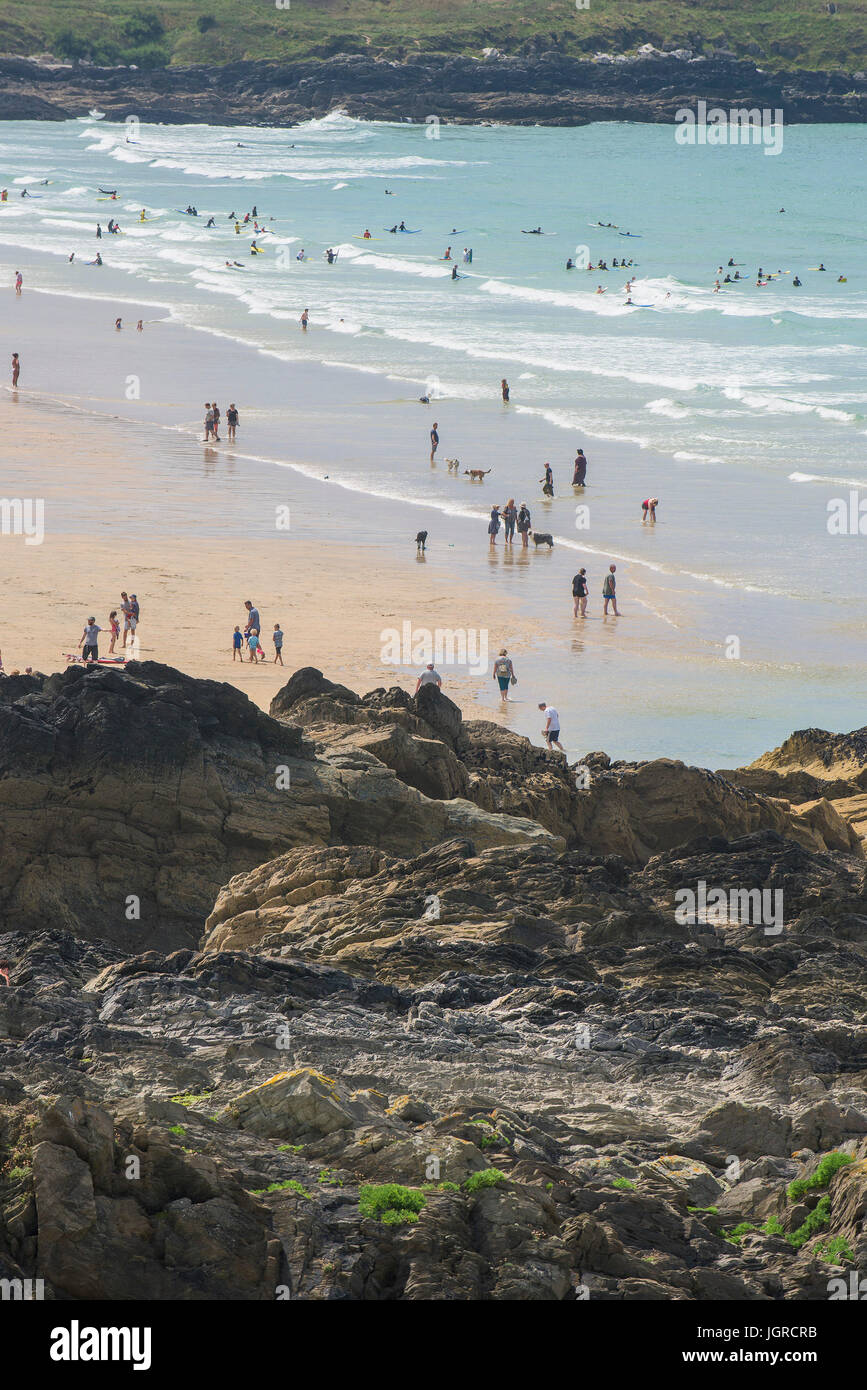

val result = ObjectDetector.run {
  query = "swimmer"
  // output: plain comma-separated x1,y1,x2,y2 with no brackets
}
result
792,275,802,286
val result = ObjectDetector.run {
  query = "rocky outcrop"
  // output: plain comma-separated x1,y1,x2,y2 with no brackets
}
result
1,53,866,126
0,664,865,1301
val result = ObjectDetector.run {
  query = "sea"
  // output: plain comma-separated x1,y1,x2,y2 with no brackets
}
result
0,113,865,765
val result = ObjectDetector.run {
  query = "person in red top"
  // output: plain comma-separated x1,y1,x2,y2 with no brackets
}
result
641,497,658,523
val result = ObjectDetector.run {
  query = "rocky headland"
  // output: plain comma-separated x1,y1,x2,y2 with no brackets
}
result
2,50,867,126
0,661,865,1300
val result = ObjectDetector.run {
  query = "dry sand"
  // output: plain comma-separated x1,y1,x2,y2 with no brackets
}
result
0,397,538,719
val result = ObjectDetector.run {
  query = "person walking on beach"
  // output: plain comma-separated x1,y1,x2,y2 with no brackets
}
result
79,617,101,663
502,498,517,543
602,564,620,616
430,421,439,463
641,497,658,523
572,567,588,617
501,378,510,403
492,649,515,703
247,628,262,663
130,594,140,637
540,463,554,497
107,610,120,654
211,402,221,441
232,625,243,661
11,352,20,387
14,271,22,296
517,502,531,547
244,599,260,636
538,701,565,753
226,403,239,442
273,623,284,665
488,505,501,546
572,449,587,486
414,663,442,693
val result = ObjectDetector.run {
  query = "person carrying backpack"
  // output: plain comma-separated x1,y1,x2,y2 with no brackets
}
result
492,649,516,703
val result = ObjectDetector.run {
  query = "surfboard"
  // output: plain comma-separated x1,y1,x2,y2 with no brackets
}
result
619,232,642,237
354,236,381,241
588,222,619,229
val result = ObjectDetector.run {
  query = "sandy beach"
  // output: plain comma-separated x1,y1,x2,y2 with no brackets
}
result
0,393,546,719
1,238,865,764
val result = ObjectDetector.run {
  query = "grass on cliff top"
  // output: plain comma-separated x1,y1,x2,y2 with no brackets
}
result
1,0,865,75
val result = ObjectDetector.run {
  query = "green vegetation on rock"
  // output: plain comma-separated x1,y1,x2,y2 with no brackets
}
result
359,1183,427,1223
464,1168,506,1193
786,1151,853,1203
0,0,863,73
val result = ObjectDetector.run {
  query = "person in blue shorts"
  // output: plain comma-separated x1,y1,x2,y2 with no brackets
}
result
232,625,243,661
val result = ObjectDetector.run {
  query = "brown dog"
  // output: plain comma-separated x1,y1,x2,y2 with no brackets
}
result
464,468,491,482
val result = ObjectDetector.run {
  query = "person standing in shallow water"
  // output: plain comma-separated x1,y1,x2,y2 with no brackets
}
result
492,649,515,703
501,378,510,403
572,567,588,617
517,502,531,547
572,449,587,486
602,564,620,616
11,352,20,386
488,505,501,546
502,498,517,543
430,421,439,463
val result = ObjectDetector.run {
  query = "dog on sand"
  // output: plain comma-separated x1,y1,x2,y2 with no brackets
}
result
531,531,554,548
415,530,428,553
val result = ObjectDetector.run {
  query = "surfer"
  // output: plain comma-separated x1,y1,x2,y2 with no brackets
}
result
206,216,215,228
817,263,826,271
451,265,461,280
399,221,407,231
792,276,802,286
565,258,574,270
443,246,452,260
362,229,372,238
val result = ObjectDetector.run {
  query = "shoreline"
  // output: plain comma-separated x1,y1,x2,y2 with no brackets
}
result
2,54,867,126
2,237,865,767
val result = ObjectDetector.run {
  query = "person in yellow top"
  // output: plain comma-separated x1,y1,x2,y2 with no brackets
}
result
139,208,146,222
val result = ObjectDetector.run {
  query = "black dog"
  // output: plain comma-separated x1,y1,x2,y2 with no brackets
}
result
415,530,428,553
531,531,554,549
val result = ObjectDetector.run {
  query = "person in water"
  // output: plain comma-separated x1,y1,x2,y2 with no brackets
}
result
501,378,510,403
792,276,802,286
565,258,574,270
572,449,587,486
488,505,501,546
399,221,406,231
517,503,531,546
641,497,658,523
817,263,826,271
540,463,554,497
451,265,461,280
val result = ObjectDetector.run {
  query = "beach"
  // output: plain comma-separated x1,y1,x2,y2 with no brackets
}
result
0,116,865,764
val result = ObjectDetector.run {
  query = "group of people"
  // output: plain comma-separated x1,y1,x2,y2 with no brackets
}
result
76,591,141,661
232,599,283,665
487,500,533,546
203,402,240,443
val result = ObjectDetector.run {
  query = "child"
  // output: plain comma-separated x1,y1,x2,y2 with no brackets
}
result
226,403,239,443
273,622,284,665
247,627,261,663
232,625,243,661
108,610,120,654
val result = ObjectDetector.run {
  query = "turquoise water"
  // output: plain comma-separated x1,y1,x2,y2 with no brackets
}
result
1,115,865,761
